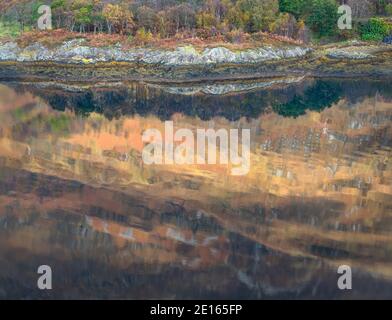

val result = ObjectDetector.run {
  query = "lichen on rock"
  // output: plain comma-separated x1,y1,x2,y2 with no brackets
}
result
0,40,312,66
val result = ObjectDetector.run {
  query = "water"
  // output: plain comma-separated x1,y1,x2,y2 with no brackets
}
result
0,78,391,299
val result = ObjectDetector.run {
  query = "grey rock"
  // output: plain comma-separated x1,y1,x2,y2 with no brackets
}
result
327,49,374,60
0,40,312,65
0,42,20,61
17,43,53,62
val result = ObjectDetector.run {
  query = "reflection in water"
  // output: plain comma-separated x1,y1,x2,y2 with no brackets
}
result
0,78,392,299
7,78,392,121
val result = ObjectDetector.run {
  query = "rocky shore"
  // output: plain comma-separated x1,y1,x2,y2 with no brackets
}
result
0,39,311,65
0,39,391,82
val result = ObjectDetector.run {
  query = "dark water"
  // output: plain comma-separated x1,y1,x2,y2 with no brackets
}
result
0,78,392,299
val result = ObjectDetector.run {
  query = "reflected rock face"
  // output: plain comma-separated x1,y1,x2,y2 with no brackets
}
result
0,78,392,299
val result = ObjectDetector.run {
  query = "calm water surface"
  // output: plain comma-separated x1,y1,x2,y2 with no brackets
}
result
0,78,391,299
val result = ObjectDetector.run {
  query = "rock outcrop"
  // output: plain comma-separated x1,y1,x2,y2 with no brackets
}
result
326,47,375,60
0,39,312,65
325,44,392,60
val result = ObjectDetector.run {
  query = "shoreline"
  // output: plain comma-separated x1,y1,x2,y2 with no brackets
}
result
0,40,391,83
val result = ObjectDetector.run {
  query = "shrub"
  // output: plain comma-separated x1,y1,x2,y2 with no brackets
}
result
279,0,312,20
270,13,297,38
0,21,21,38
360,18,390,41
195,27,216,40
386,4,392,16
225,29,248,43
134,28,153,44
306,0,339,38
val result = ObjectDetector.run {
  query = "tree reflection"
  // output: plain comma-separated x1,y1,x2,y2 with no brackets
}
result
272,81,343,118
5,78,392,121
